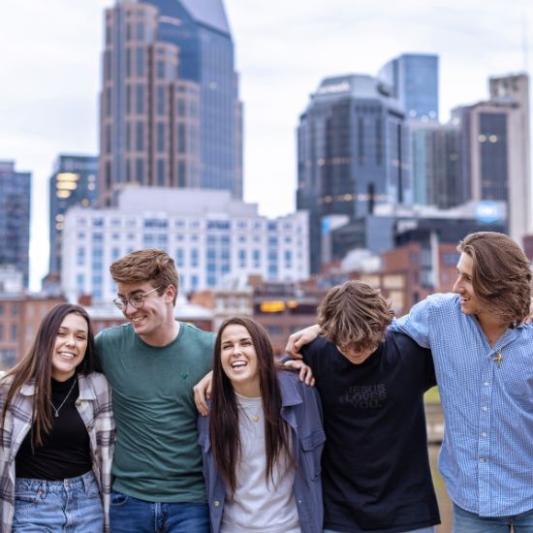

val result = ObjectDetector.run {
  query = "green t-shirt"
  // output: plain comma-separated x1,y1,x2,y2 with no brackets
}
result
95,321,214,502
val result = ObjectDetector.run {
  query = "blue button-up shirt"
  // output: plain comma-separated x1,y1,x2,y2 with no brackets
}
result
391,293,533,517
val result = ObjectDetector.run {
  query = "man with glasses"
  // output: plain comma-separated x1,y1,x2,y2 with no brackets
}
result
95,249,214,532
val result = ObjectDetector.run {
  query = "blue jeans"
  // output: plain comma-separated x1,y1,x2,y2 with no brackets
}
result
13,470,103,532
109,490,209,533
453,503,533,532
323,527,435,533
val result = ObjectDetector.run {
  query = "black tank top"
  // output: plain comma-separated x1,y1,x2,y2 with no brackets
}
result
15,374,92,480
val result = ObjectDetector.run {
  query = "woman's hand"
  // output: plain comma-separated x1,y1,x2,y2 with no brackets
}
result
193,371,213,416
285,324,321,357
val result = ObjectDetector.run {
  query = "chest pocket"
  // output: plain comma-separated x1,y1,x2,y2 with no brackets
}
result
299,429,326,481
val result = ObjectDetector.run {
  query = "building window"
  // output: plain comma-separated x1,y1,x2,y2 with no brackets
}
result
191,274,199,290
358,117,365,165
157,123,165,152
177,124,186,153
157,87,165,116
239,249,246,268
176,249,184,268
136,158,144,182
191,249,199,267
136,121,144,151
375,118,383,166
157,160,165,185
136,21,144,41
136,84,144,114
136,47,144,77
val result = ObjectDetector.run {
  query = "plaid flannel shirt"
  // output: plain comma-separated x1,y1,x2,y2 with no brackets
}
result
0,372,115,532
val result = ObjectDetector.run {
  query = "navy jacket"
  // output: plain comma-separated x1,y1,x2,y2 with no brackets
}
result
197,371,325,533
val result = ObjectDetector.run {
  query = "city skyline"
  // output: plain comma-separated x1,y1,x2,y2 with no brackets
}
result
1,0,532,289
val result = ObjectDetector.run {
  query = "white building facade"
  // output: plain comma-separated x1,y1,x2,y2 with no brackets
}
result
61,188,309,303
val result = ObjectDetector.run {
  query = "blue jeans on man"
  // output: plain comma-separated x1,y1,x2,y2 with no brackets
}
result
110,490,209,533
453,504,533,532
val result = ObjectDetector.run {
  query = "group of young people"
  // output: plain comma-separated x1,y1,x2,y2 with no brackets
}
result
0,231,531,532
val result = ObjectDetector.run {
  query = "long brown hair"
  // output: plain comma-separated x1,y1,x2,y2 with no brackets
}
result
209,316,292,495
1,303,97,447
458,232,532,325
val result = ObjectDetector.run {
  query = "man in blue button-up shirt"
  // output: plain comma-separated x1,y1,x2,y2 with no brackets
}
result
287,232,533,532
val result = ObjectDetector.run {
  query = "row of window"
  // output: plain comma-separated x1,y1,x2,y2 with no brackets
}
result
0,303,19,316
76,217,299,232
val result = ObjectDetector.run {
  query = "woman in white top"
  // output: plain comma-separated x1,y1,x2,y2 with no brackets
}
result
198,316,325,533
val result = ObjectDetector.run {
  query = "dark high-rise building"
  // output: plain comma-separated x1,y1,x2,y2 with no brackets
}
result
0,161,31,287
410,121,462,208
99,0,242,206
49,154,98,275
297,74,410,273
453,73,530,242
379,53,439,121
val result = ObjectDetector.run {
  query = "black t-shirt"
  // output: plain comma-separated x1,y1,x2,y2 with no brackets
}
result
16,375,92,480
301,330,439,533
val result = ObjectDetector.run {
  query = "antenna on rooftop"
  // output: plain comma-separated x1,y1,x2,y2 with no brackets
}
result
522,11,529,73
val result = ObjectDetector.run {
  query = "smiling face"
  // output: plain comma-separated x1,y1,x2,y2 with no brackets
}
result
220,324,260,397
116,281,175,345
452,252,483,316
52,313,88,381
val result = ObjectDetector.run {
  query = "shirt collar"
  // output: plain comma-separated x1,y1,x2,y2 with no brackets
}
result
19,374,95,400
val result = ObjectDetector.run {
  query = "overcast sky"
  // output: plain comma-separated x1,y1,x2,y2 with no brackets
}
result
1,0,532,290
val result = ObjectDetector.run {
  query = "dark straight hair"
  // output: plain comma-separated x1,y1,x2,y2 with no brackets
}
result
209,316,292,495
1,303,97,447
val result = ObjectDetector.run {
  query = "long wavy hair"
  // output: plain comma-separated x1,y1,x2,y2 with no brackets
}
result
209,316,292,496
1,303,97,447
458,232,532,325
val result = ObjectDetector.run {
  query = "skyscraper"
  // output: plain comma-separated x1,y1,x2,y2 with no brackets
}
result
0,161,31,287
49,154,99,276
453,73,531,242
379,53,439,121
297,75,410,273
410,121,462,208
98,0,242,206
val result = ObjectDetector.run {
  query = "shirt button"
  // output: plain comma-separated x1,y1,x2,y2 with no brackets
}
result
484,382,490,386
481,432,487,437
214,501,220,507
480,458,486,462
482,406,488,411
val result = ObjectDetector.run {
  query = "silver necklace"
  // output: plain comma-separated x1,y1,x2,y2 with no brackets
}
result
49,378,77,418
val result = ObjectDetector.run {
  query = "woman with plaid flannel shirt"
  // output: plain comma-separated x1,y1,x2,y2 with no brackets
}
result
0,303,115,532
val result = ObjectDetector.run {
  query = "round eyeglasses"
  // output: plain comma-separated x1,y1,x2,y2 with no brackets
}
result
113,286,161,311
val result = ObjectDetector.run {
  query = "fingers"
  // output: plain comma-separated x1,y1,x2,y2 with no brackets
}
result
193,370,213,416
284,334,297,356
193,384,209,416
298,365,315,386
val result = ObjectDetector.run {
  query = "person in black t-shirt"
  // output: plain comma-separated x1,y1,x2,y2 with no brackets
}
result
288,281,440,533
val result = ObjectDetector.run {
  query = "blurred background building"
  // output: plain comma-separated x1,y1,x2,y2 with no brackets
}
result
0,161,31,288
49,154,99,278
60,187,309,303
98,0,242,206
